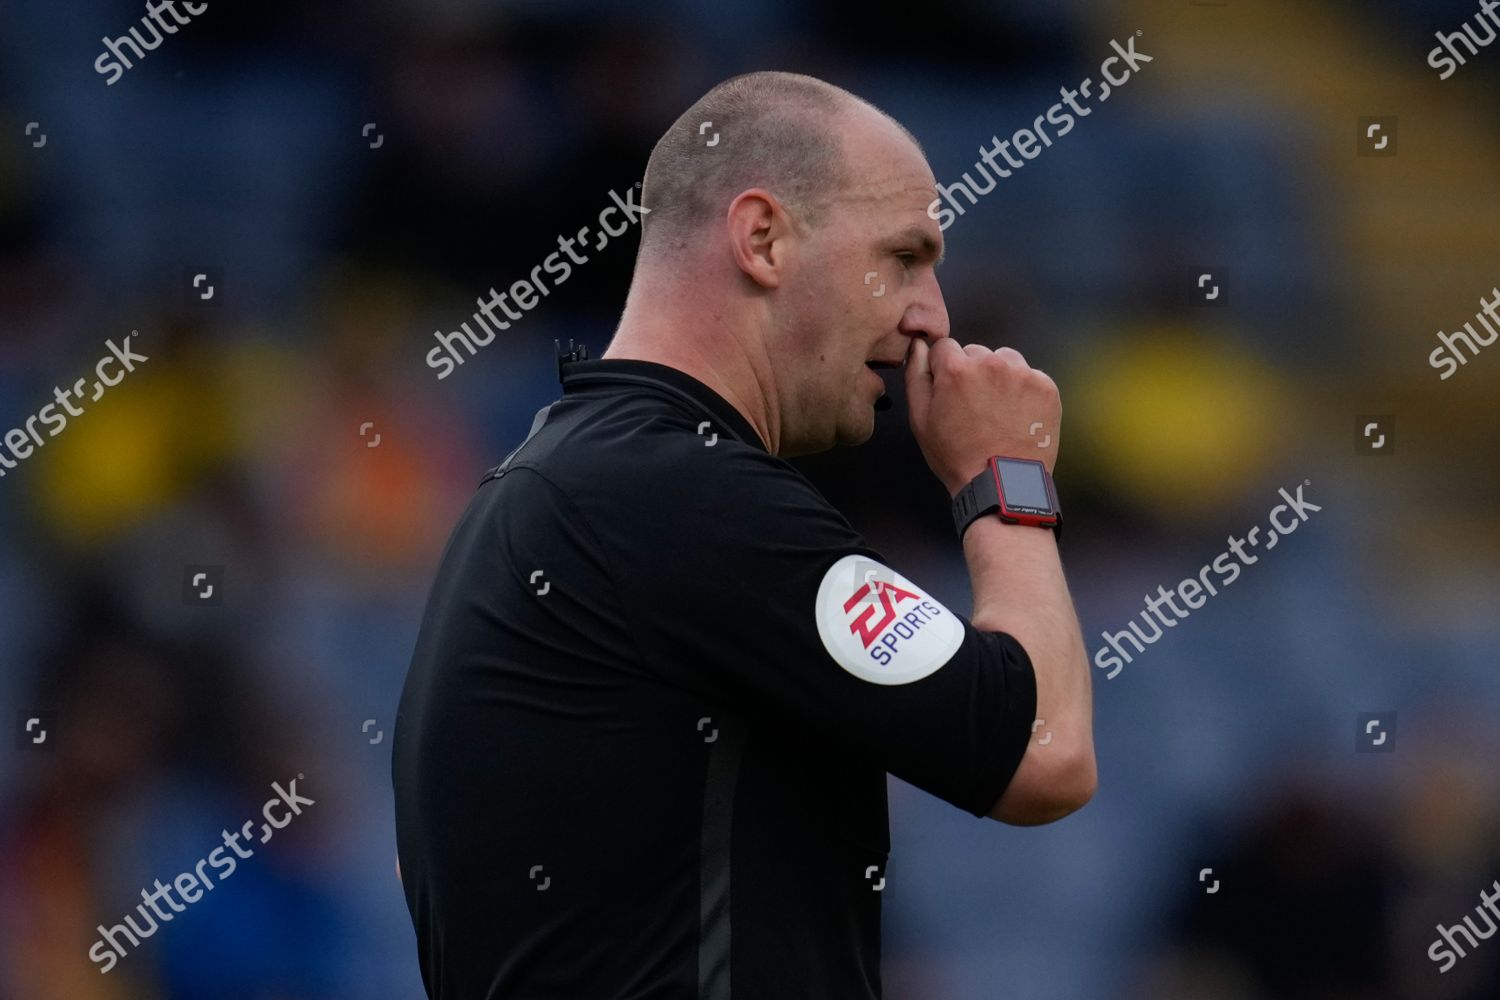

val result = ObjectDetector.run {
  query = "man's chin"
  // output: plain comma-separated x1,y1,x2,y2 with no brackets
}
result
835,407,877,447
782,403,877,456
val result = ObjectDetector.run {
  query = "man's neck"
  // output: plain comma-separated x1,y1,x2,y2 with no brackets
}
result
602,322,781,455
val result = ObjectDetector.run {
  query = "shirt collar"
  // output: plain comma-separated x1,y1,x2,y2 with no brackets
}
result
559,358,768,453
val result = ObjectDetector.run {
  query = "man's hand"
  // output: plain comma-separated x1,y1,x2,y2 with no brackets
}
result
904,336,1061,496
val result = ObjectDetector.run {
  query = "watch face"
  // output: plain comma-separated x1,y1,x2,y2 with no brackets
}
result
995,459,1051,512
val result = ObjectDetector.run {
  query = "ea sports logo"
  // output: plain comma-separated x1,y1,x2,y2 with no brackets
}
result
844,572,922,649
815,555,964,685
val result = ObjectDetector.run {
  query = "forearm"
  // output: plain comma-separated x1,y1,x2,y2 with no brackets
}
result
963,516,1093,762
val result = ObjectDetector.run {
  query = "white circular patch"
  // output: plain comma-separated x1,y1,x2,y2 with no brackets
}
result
814,554,964,685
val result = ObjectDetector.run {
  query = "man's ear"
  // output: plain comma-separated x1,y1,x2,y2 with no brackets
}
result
726,188,791,290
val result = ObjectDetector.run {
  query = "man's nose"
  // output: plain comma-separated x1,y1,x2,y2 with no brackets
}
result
898,272,949,343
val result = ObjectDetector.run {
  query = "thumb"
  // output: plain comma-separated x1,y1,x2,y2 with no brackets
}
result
904,336,932,417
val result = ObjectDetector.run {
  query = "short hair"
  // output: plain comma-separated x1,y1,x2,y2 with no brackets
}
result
638,71,867,254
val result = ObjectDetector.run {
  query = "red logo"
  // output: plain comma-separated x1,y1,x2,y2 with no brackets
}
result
843,578,921,648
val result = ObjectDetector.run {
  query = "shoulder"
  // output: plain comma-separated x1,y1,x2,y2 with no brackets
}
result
540,395,841,520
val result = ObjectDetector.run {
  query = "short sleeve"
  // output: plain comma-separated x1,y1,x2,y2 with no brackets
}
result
597,444,1038,817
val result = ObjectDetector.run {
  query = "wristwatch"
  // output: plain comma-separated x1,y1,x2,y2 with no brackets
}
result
951,457,1062,540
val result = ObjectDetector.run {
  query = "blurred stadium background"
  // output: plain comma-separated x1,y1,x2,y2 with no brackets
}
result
3,1,1500,997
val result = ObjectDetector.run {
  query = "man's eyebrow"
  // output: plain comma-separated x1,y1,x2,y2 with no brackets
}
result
887,226,945,267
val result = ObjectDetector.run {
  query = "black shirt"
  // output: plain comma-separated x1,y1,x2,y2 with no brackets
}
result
393,357,1038,999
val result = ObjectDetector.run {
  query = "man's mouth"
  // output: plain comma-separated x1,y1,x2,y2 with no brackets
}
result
864,357,899,411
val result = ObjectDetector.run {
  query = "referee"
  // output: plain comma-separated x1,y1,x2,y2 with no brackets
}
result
393,71,1095,1000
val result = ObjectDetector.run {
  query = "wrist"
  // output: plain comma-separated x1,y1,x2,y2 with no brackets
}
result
945,460,995,499
950,456,1063,540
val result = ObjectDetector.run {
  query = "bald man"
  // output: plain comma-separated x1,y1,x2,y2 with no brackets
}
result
394,70,1095,1000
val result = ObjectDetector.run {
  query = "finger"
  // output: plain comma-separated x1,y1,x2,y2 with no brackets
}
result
925,336,963,380
904,336,932,411
907,334,931,378
995,346,1027,367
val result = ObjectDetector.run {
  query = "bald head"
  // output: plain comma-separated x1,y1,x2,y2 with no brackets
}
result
611,71,947,458
638,71,917,255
